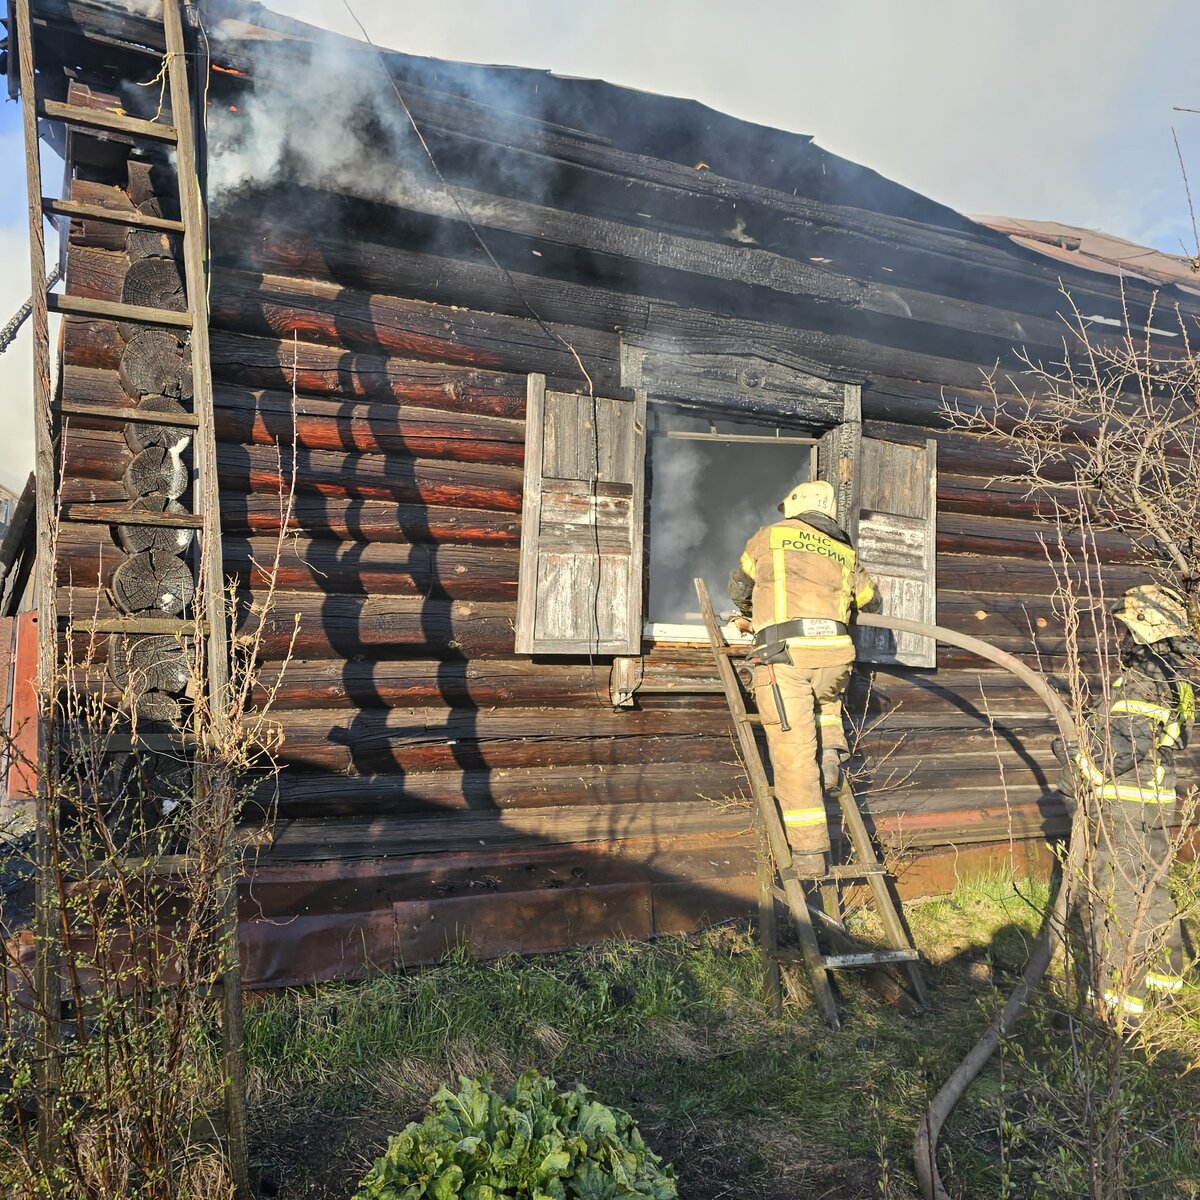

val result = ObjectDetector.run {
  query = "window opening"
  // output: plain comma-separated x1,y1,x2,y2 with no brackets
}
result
646,406,818,638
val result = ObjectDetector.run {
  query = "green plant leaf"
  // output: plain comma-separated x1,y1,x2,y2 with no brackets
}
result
429,1163,465,1199
354,1072,674,1200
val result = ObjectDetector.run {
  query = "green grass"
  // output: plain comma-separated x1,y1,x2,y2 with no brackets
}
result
242,874,1200,1200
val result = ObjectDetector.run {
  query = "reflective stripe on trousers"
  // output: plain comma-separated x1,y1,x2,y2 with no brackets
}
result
755,661,850,856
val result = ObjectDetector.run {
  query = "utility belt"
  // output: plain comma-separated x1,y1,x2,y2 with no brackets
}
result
751,618,849,665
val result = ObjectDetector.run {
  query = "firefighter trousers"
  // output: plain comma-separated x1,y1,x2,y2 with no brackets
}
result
753,660,851,868
1085,815,1186,1020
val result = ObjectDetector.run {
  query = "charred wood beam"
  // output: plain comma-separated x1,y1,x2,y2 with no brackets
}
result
207,330,537,415
208,267,615,390
59,427,524,511
276,732,738,778
63,241,1151,424
934,510,1137,562
57,530,520,602
204,262,1055,400
258,800,750,863
63,366,526,466
254,657,625,710
379,80,1180,323
253,762,749,818
221,496,521,546
220,165,1093,366
38,10,1188,337
936,553,1145,597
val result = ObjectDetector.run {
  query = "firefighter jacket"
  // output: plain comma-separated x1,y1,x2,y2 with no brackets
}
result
728,512,876,668
1073,643,1195,820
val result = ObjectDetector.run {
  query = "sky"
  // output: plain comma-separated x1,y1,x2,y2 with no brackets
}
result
1,0,1199,492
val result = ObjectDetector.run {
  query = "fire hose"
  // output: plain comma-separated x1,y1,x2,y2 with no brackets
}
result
854,613,1081,1200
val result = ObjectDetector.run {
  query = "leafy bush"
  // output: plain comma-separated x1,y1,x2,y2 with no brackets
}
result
353,1070,677,1200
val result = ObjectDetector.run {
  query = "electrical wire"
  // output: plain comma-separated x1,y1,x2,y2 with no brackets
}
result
339,1,615,706
339,1,595,397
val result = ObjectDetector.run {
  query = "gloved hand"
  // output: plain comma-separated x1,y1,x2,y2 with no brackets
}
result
732,616,752,635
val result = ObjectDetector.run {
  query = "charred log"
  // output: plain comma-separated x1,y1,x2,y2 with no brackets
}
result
120,331,191,400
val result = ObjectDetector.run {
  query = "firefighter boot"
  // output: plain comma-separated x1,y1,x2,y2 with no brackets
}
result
791,850,827,880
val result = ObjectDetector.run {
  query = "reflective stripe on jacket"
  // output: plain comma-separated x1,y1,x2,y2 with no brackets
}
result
1076,672,1194,807
731,515,874,667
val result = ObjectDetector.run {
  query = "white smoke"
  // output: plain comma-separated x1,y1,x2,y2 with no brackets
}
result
648,440,705,570
206,40,417,204
647,432,809,623
111,0,163,16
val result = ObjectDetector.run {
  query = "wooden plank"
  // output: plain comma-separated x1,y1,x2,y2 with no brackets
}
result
57,399,199,428
515,383,645,655
15,0,63,1161
514,374,546,655
40,97,177,143
61,506,203,530
624,388,648,658
49,292,192,328
855,437,938,668
43,196,184,233
394,882,653,963
64,615,201,634
161,3,247,1191
252,657,614,710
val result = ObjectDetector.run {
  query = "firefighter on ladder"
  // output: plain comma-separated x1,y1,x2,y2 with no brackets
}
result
1057,584,1197,1025
728,480,876,877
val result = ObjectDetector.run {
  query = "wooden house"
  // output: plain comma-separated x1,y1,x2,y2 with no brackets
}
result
5,0,1197,986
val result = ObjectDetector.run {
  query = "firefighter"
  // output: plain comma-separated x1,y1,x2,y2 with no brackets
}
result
1060,584,1197,1024
728,480,876,877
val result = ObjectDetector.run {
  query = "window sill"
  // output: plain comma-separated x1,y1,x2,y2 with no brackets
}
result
643,621,752,646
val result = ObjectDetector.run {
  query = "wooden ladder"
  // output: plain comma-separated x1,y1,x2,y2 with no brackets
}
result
694,578,927,1029
13,1,248,1192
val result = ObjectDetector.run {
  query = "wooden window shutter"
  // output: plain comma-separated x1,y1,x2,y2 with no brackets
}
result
853,437,938,668
515,375,647,655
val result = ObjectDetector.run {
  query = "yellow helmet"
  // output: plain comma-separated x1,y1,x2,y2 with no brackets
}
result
778,480,837,521
1113,584,1192,645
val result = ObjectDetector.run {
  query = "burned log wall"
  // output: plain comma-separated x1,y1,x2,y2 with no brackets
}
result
45,30,1200,982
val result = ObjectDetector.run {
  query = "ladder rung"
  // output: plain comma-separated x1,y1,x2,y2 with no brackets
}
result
49,293,192,329
818,950,920,970
101,733,191,753
773,863,886,893
39,98,178,144
735,712,762,725
821,863,887,880
61,616,205,635
770,947,919,970
42,197,185,234
61,506,203,530
56,400,199,429
721,644,749,656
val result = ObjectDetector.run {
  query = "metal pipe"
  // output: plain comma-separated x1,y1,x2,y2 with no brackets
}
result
854,612,1081,1200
